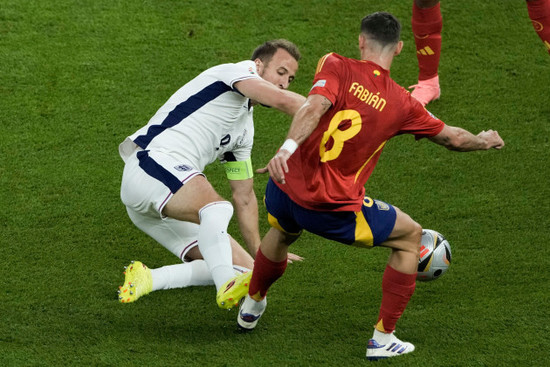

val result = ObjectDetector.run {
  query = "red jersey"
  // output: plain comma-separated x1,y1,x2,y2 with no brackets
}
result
277,53,445,212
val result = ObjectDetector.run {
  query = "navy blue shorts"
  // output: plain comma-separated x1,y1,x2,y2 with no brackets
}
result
264,179,396,247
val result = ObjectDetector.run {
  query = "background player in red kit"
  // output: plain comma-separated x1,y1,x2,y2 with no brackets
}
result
236,12,504,360
410,0,550,106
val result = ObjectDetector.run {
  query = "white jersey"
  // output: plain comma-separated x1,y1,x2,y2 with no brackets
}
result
119,60,262,172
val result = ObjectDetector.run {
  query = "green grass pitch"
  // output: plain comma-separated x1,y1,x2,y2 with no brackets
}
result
1,1,549,366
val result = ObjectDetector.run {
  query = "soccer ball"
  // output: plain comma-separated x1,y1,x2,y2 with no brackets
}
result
417,229,452,281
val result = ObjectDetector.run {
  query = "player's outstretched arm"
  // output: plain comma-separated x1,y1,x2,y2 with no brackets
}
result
257,94,332,184
229,178,261,257
285,94,332,146
428,125,504,151
234,78,306,116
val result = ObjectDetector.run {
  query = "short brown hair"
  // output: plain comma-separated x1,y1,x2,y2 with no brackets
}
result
251,39,301,64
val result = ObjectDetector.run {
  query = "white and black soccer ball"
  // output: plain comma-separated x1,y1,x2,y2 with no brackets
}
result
417,229,452,281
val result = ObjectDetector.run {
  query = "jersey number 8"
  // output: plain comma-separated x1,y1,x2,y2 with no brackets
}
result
319,109,361,162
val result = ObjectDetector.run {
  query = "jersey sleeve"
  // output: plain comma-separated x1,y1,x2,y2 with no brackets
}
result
308,53,342,105
217,60,262,90
219,122,254,164
399,92,445,138
227,137,253,162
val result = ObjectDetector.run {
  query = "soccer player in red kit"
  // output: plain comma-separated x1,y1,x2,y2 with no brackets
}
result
410,0,550,106
236,12,504,360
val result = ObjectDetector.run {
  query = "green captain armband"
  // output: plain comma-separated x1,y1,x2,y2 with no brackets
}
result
224,158,253,180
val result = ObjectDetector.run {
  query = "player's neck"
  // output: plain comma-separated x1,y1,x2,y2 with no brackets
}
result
360,49,393,70
358,38,400,71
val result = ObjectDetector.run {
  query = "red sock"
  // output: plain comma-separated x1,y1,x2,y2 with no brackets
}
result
527,0,550,54
376,265,417,333
248,248,287,300
412,2,443,80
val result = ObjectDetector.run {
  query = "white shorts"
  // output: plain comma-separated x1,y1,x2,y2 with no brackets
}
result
120,149,204,260
120,149,203,218
126,206,200,261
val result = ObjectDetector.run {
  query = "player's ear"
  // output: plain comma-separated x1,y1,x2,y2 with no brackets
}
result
358,34,366,51
394,40,404,56
254,58,264,75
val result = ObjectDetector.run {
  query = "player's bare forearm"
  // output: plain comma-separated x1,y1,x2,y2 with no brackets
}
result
258,94,332,184
430,125,504,151
235,78,306,116
231,181,261,257
236,204,261,257
265,88,306,116
286,94,332,145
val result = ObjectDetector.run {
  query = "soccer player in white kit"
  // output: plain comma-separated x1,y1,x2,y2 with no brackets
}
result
117,40,306,309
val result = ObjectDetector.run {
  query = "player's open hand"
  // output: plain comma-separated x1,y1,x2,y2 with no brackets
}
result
287,252,304,263
478,129,504,150
256,149,293,184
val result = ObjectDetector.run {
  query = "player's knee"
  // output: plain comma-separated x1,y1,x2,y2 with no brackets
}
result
413,221,423,249
410,221,423,255
198,201,234,225
402,217,422,255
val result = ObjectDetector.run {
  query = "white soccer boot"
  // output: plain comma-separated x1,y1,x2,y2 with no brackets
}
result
366,329,415,361
237,295,266,330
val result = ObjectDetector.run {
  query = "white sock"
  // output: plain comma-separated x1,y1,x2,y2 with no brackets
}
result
197,201,235,291
150,261,251,291
151,260,214,290
372,329,394,344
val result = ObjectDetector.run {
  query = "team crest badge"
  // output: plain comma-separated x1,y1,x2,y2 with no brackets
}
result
375,200,390,211
174,164,192,172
